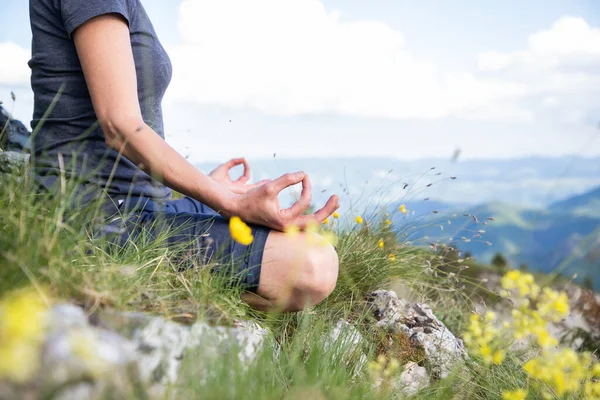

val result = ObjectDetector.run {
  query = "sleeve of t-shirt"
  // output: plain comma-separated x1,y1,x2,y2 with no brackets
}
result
58,0,134,37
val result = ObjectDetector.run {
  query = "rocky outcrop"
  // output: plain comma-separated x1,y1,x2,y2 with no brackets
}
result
0,106,30,173
0,150,29,173
366,290,468,381
0,105,30,152
0,304,272,399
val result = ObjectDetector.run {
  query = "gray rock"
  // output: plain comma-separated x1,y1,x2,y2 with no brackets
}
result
187,320,269,367
323,320,368,376
97,310,271,389
42,327,136,386
48,304,90,332
398,362,430,397
0,105,31,152
367,290,468,380
131,315,190,385
0,150,29,173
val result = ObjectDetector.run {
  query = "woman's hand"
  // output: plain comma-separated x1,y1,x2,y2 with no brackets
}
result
209,158,269,194
226,171,340,231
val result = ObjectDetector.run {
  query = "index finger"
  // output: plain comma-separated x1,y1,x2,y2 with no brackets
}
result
227,157,251,184
282,174,312,219
267,171,306,194
295,194,340,228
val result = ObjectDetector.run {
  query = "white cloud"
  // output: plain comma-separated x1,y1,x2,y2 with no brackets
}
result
476,16,600,123
0,42,30,86
166,0,523,120
166,3,599,125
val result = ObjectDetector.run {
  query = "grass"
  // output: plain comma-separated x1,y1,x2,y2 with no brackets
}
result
0,154,596,399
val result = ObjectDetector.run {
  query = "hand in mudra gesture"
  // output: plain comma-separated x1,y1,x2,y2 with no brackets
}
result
232,171,340,232
211,158,339,231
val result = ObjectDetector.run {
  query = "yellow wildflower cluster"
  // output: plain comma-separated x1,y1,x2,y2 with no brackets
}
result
464,270,600,399
399,204,408,214
586,364,600,399
229,216,254,245
0,288,49,383
524,348,592,397
368,354,400,385
463,311,505,366
378,239,384,249
501,270,569,347
356,215,363,225
502,389,528,400
501,270,540,298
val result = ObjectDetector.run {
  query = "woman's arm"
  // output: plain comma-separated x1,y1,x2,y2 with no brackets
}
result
73,14,339,229
73,14,235,213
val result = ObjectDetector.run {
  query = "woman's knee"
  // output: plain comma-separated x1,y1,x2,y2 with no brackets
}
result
255,231,339,311
295,241,339,306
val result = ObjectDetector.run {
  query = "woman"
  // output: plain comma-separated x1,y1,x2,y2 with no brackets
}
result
28,0,340,311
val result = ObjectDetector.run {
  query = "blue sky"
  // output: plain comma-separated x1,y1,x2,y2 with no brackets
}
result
1,0,599,162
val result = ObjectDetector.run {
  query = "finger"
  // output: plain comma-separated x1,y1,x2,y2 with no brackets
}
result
295,195,339,227
244,179,271,190
223,157,245,169
265,171,305,196
283,174,312,218
231,158,251,184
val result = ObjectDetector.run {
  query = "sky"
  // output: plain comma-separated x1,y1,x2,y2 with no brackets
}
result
1,0,600,163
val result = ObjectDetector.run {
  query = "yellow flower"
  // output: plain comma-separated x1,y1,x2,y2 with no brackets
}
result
493,350,506,365
388,254,396,261
378,239,384,249
320,231,338,247
355,215,363,225
333,212,340,219
284,224,300,237
502,389,528,400
322,218,329,225
229,216,254,245
399,204,408,214
524,348,587,396
385,219,391,226
0,288,49,383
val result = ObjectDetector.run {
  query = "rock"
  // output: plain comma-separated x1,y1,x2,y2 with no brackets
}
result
0,105,31,152
0,303,274,399
96,309,271,390
323,320,368,376
324,320,364,358
398,362,430,397
42,327,136,388
187,320,270,366
39,306,138,400
0,106,31,173
367,290,468,380
0,150,29,173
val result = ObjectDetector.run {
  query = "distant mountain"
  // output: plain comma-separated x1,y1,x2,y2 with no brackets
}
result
399,186,600,287
551,186,600,217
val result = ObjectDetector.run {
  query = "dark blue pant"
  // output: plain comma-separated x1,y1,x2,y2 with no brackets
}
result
99,196,270,292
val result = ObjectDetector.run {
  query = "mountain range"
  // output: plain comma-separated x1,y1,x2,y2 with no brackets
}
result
387,187,600,288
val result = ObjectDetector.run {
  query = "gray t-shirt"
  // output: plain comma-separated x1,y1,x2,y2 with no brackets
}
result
29,0,172,205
